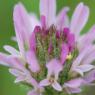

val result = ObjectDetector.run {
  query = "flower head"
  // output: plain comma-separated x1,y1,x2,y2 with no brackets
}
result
0,0,95,95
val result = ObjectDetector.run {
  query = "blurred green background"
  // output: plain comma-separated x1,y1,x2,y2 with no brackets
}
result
0,0,95,95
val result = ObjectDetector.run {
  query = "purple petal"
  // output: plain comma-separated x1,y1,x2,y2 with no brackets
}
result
60,43,69,65
13,3,31,56
64,78,84,88
11,68,31,83
67,33,75,52
29,13,41,32
0,53,10,66
33,26,41,34
0,53,24,70
0,52,25,70
72,45,95,67
73,64,95,76
39,79,50,87
46,59,63,79
15,76,25,83
26,76,38,88
52,81,62,91
13,69,39,88
29,32,36,52
56,31,60,39
56,7,69,30
3,45,19,57
9,69,24,77
82,52,95,64
9,57,25,70
76,65,94,72
63,28,70,38
78,25,95,52
48,41,53,54
26,50,40,73
73,68,84,76
40,0,56,27
68,88,82,94
40,15,46,28
84,70,95,83
70,3,89,38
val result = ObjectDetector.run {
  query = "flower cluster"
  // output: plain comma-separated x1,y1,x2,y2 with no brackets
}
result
1,0,95,95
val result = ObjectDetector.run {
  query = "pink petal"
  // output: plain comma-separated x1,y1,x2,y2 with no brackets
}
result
64,78,84,88
3,45,19,57
0,52,25,70
29,13,41,32
29,32,36,52
52,81,62,91
67,33,75,51
12,69,39,88
72,45,95,67
40,0,56,27
68,88,82,94
9,69,24,77
9,57,25,70
56,7,69,30
78,25,95,52
84,70,95,83
15,76,25,83
39,79,50,87
46,59,63,79
40,15,46,28
70,3,89,38
84,25,95,43
0,53,10,66
82,52,95,64
76,65,94,72
48,41,53,54
26,50,40,73
26,76,38,88
13,3,31,56
60,43,69,65
73,64,95,76
73,68,84,76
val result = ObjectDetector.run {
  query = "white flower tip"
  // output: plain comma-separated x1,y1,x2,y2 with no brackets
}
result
78,2,84,6
3,45,10,51
3,45,19,57
13,2,25,21
39,79,50,87
64,7,70,12
14,2,23,9
52,81,62,91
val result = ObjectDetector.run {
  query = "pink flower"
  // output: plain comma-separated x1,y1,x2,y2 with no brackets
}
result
26,50,40,73
40,59,63,91
63,78,85,94
70,45,95,76
0,0,95,95
9,68,31,83
60,43,69,64
83,70,95,85
70,3,89,39
27,79,44,95
13,3,31,57
77,25,95,52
